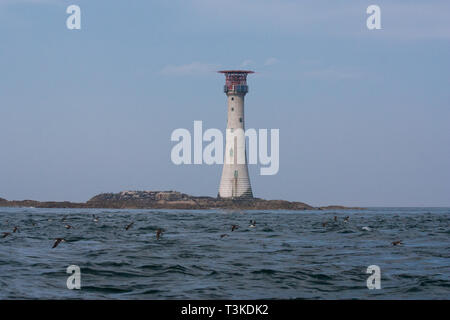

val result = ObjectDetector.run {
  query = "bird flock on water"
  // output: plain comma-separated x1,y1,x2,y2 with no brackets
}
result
1,214,167,249
1,213,403,248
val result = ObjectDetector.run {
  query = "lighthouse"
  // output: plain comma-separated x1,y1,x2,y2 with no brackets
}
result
218,70,254,199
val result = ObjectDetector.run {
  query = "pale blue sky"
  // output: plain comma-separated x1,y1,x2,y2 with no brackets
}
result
0,0,449,206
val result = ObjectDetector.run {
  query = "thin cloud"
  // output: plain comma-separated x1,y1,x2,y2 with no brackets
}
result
304,67,361,80
160,62,221,76
264,57,279,66
240,59,254,68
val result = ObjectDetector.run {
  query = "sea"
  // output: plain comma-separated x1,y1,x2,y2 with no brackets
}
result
0,207,449,299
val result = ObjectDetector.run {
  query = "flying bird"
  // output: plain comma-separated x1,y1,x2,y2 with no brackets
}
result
125,222,134,231
52,238,65,248
156,228,163,240
2,232,11,239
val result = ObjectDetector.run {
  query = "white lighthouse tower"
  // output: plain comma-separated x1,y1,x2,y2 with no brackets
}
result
218,70,254,199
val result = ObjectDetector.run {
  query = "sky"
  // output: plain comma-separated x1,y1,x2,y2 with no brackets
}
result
0,0,449,206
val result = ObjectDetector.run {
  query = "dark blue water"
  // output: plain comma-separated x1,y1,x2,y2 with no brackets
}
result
0,207,449,299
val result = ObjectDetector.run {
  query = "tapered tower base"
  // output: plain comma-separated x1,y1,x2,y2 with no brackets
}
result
218,70,254,199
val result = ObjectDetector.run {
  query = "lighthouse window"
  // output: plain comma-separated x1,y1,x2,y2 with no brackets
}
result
239,117,242,123
231,107,234,111
231,97,234,101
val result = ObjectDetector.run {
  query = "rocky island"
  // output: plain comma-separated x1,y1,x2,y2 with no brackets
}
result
0,191,361,210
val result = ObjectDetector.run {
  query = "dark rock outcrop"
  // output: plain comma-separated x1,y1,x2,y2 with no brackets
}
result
0,190,362,210
86,191,316,210
89,191,189,203
0,199,85,208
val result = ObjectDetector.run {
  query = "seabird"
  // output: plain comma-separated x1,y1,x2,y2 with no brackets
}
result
93,215,99,222
125,222,134,231
2,232,11,239
52,238,65,248
220,234,229,238
231,225,239,232
156,228,163,240
334,216,337,222
344,216,350,223
64,224,74,229
61,215,68,222
392,240,403,246
362,226,371,231
13,226,19,233
322,222,328,227
249,220,256,228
